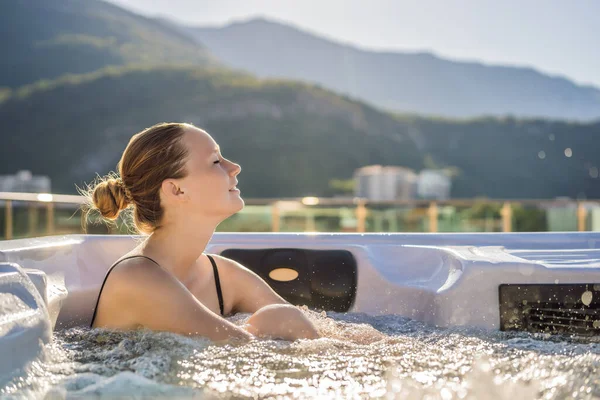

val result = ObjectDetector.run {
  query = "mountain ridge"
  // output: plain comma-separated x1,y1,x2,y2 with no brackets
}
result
184,17,600,121
0,0,214,88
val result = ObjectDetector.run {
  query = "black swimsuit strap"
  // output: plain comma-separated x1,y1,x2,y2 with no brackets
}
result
90,255,161,328
207,254,225,316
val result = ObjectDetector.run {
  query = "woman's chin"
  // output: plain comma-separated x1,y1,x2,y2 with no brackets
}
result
232,195,245,211
236,199,245,211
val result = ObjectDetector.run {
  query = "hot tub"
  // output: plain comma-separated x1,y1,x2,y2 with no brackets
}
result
2,232,600,397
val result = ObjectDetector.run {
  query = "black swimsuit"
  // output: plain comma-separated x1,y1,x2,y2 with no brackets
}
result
90,253,225,327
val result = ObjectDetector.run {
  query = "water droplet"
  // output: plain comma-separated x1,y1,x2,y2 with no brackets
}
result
590,167,598,178
538,150,546,159
554,279,559,284
440,388,453,400
581,291,593,306
565,148,573,157
593,320,600,329
549,134,555,141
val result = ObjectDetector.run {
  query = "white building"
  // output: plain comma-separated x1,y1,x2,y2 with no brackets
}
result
417,169,451,200
0,170,51,193
354,165,418,201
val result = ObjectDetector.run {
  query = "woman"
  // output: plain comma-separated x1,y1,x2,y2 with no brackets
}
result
85,122,319,342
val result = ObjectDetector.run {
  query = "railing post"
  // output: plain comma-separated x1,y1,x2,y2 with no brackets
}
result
427,202,438,232
501,202,512,232
356,200,367,233
577,202,587,232
271,201,280,232
46,202,55,235
5,200,13,240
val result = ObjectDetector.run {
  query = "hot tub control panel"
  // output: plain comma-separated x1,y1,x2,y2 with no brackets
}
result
499,283,600,335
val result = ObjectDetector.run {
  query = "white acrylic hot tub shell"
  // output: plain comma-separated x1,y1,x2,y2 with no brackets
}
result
2,232,600,384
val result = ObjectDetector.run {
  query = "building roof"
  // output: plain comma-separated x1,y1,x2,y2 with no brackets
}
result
354,165,417,176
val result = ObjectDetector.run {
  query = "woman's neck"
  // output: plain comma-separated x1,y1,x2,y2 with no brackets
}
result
140,219,218,281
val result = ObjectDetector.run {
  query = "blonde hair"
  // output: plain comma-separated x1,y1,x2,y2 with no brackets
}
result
81,122,190,234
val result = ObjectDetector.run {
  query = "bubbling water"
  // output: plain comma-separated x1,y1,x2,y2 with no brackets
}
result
2,310,600,399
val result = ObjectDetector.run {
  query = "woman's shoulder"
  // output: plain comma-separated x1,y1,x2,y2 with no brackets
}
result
93,254,175,328
104,255,170,295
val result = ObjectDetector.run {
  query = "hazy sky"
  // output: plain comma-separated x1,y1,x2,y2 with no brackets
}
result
107,0,600,88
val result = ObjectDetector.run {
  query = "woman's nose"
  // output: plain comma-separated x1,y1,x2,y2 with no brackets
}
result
230,161,241,176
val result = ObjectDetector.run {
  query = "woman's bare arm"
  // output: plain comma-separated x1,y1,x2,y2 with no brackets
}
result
212,255,287,314
213,255,319,340
245,304,320,340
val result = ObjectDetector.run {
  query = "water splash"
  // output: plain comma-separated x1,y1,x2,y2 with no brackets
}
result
2,311,600,399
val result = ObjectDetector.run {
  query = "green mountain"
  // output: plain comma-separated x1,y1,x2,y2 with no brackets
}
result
2,65,599,199
185,18,600,121
0,66,423,197
0,0,213,88
1,0,599,200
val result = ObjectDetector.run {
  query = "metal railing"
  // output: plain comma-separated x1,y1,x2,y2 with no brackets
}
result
1,192,84,239
0,191,597,239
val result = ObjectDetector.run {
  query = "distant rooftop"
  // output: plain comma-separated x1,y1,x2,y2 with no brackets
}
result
354,165,416,175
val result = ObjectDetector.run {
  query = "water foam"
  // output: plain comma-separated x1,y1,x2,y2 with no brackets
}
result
2,311,600,399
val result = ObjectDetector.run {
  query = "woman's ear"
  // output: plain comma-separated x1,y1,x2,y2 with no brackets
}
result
161,180,185,201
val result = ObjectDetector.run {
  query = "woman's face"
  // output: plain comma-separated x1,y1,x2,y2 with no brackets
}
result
176,126,244,218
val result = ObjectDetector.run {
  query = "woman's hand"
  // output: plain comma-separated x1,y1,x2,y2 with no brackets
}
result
244,304,320,340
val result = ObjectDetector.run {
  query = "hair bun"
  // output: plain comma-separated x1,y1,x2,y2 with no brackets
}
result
91,177,131,220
